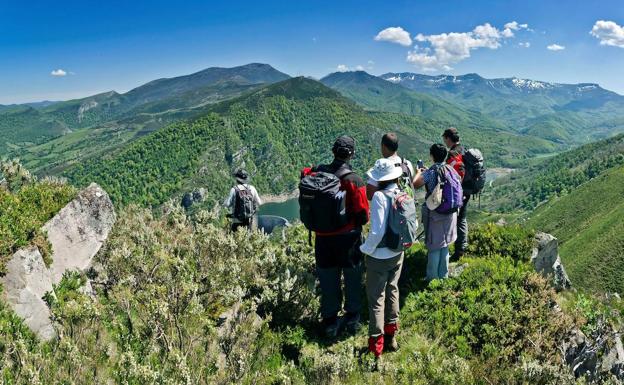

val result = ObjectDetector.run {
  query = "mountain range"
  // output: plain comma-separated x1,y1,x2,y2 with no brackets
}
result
381,72,624,143
0,63,289,156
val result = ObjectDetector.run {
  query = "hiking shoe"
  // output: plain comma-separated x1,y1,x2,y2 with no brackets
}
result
344,312,360,334
322,316,342,339
384,334,399,352
450,250,464,262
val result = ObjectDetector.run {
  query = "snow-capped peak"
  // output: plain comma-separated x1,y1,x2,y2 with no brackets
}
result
510,77,553,90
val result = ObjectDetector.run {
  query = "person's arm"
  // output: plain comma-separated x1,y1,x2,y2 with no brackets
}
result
412,168,426,189
252,186,263,206
360,192,388,255
366,179,378,201
344,176,370,226
224,187,236,209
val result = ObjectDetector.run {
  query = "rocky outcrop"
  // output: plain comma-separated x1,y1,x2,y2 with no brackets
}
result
181,188,207,209
45,183,116,283
2,247,55,340
563,320,624,381
1,183,115,340
531,232,572,291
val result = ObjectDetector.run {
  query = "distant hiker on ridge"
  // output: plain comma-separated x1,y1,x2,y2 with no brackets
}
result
360,158,418,360
299,136,370,338
366,133,415,200
224,169,262,232
412,144,462,281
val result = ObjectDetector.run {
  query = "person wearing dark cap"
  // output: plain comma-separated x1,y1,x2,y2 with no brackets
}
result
442,127,468,260
224,169,262,232
305,135,370,338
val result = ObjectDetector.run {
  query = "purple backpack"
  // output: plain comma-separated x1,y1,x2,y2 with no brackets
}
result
435,164,463,214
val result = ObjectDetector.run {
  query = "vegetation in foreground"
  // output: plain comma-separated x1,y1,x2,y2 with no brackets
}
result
1,172,623,384
0,160,76,272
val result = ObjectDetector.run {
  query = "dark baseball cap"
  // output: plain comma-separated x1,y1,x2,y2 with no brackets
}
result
332,135,355,154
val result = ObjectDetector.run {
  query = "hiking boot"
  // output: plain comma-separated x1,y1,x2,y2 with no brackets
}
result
344,312,360,335
450,250,464,262
322,316,341,339
384,333,399,352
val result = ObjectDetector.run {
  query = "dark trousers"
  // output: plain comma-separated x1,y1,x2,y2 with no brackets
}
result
315,231,364,320
317,263,363,320
230,217,255,232
455,195,470,252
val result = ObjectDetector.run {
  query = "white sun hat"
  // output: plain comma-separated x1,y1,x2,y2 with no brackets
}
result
366,158,403,182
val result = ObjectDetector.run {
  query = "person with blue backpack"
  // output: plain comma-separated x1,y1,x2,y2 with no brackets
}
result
360,158,418,360
412,144,463,281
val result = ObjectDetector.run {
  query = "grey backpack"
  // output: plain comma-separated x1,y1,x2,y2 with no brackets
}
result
380,190,419,252
233,185,257,221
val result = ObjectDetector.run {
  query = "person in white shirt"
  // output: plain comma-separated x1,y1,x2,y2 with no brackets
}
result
360,158,406,359
224,169,262,231
366,133,415,201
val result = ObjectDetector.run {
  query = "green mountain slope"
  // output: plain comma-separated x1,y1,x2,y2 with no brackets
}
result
320,71,503,130
382,72,624,144
527,165,624,293
488,133,624,211
64,77,557,207
2,64,290,158
0,106,69,154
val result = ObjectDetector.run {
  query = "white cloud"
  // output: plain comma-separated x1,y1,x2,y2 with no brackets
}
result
590,20,624,48
519,42,531,48
407,22,519,70
50,69,67,77
502,21,530,38
355,65,365,71
336,64,349,72
547,43,565,51
374,26,412,46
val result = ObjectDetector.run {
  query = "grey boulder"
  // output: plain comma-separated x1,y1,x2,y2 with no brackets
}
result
1,183,115,340
531,232,572,291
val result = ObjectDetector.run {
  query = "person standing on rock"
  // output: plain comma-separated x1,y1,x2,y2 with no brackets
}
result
224,169,262,232
299,136,370,338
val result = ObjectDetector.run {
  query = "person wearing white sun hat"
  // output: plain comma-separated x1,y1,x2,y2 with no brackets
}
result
360,158,409,359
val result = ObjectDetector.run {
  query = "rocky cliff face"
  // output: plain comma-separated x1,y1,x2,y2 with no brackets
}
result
1,183,115,340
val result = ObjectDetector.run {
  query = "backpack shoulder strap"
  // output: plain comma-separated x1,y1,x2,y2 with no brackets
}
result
334,166,353,180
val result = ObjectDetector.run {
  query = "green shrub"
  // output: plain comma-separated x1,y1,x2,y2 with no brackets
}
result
0,161,76,272
467,223,535,262
402,257,572,378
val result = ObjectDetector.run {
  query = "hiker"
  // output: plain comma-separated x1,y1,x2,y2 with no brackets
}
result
366,133,415,200
360,158,418,359
299,136,369,338
224,169,262,232
442,127,486,260
442,127,467,260
412,144,462,281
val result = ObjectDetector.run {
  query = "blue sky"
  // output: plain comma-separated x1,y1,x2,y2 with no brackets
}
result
1,0,624,104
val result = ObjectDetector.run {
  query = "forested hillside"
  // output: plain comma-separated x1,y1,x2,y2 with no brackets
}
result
527,165,624,293
65,77,557,207
1,64,289,161
489,133,624,211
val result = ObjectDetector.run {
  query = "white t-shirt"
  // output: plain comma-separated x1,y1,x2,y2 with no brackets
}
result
224,184,263,223
367,154,415,187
